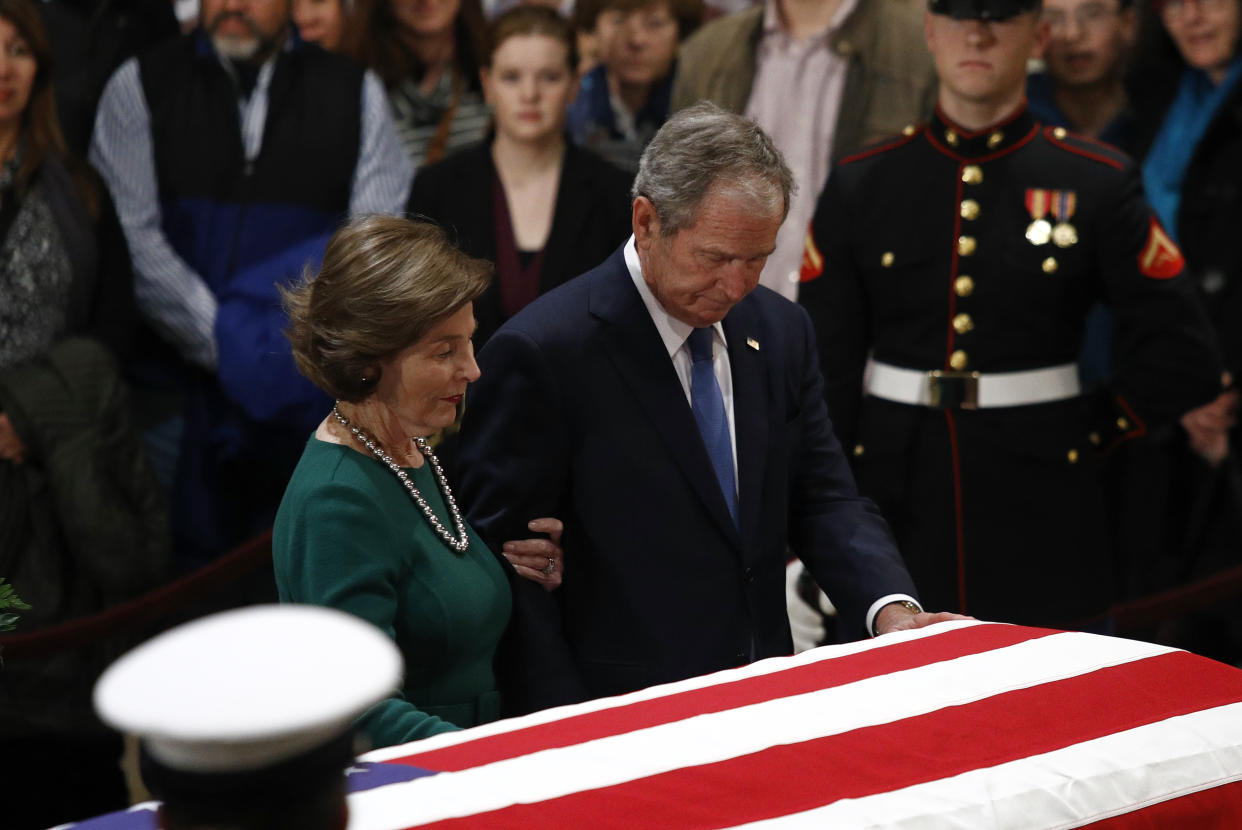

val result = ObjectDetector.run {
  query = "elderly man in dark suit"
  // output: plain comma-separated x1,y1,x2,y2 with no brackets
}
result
459,102,963,713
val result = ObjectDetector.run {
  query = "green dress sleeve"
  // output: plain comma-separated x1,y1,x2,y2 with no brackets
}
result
275,476,459,745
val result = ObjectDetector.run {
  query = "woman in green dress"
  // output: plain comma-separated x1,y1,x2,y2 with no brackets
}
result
274,216,563,748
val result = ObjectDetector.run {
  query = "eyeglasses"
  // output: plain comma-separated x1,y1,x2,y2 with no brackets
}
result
1041,3,1122,32
1157,0,1232,20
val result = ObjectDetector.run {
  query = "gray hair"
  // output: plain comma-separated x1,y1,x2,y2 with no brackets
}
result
631,101,795,236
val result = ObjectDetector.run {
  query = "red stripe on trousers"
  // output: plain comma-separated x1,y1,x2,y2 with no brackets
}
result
410,651,1242,829
944,409,968,612
390,624,1057,771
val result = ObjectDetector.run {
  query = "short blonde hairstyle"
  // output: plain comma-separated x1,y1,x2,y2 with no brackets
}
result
283,216,492,402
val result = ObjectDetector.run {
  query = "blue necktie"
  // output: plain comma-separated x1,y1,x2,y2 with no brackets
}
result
687,327,737,526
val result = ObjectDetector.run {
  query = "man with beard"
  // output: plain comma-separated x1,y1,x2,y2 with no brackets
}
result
90,0,411,566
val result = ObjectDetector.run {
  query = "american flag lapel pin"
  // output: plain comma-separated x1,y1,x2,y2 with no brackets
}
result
747,338,760,351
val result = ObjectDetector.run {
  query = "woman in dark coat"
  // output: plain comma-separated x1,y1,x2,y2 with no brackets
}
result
407,6,633,350
1132,0,1242,381
0,1,166,826
1111,0,1242,654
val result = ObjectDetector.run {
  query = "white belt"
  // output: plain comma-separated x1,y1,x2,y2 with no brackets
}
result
865,360,1081,409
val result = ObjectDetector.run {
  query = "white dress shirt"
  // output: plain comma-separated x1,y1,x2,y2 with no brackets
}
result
624,236,739,495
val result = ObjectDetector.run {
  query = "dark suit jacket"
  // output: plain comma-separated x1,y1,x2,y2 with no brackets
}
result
406,140,633,347
459,247,918,713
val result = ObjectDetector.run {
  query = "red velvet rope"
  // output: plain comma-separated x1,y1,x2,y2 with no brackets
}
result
1,528,1238,657
0,529,273,659
1112,562,1242,633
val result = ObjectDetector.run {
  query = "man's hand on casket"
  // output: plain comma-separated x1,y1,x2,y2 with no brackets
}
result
875,602,973,636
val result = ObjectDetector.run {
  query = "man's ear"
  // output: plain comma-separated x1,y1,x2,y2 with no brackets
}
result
1032,16,1052,61
632,196,661,248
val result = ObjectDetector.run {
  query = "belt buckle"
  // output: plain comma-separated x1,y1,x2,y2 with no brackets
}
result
928,370,981,410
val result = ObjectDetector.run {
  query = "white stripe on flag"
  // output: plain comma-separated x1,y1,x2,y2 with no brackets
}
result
361,621,994,763
347,632,1175,829
732,701,1242,830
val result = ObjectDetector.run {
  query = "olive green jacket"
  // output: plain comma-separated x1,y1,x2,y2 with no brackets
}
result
671,0,937,165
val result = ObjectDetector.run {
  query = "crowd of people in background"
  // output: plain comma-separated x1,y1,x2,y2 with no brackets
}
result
2,0,1242,826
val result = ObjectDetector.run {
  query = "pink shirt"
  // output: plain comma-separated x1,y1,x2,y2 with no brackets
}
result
744,0,858,301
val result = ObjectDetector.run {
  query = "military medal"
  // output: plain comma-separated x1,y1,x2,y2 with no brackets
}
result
1050,190,1078,248
1027,219,1052,246
1024,189,1052,246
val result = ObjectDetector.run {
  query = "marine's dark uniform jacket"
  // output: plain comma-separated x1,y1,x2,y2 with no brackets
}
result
799,106,1223,627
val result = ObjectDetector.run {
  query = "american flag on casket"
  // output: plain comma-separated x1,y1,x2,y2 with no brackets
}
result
66,621,1242,829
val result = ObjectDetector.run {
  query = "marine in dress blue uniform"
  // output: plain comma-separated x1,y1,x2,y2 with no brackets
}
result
799,0,1224,628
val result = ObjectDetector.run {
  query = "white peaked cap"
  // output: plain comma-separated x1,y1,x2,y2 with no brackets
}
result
94,604,402,774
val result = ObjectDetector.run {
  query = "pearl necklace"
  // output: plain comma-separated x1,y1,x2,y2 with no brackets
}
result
331,403,470,553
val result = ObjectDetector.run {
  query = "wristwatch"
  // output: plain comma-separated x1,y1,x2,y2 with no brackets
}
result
873,599,922,636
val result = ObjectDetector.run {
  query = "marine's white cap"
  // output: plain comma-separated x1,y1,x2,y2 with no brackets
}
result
94,604,402,775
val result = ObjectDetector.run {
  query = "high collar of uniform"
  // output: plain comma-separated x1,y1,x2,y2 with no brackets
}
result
928,104,1036,159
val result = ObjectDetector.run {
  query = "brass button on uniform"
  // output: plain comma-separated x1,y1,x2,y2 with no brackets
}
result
945,129,959,146
1067,449,1079,464
902,124,916,136
954,275,975,297
1116,417,1131,431
1053,127,1068,139
949,350,969,370
958,236,977,256
960,199,980,220
853,444,865,457
952,313,974,334
1089,432,1101,446
836,39,854,56
1042,257,1058,274
962,165,983,185
987,131,1003,149
881,251,895,268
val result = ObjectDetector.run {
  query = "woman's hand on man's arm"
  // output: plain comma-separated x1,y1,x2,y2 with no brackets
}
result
503,517,565,591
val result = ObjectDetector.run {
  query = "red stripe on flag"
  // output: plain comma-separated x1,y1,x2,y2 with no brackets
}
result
1075,778,1242,829
411,651,1242,829
390,625,1057,772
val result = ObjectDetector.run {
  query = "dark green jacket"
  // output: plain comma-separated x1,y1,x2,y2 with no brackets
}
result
0,337,168,736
